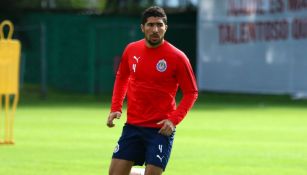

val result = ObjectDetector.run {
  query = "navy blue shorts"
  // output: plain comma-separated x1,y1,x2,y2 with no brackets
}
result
112,123,175,170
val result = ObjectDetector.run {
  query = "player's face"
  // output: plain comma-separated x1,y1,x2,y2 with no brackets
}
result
141,17,167,48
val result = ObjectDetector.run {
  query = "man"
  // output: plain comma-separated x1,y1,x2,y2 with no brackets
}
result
107,6,198,175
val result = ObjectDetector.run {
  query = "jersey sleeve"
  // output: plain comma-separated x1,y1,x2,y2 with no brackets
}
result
110,45,130,113
168,53,198,125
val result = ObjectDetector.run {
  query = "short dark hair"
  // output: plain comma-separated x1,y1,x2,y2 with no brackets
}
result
141,6,167,25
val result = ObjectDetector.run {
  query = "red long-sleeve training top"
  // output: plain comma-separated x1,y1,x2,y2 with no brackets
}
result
111,39,198,128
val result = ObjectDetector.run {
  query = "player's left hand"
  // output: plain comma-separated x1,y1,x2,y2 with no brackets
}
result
157,119,175,136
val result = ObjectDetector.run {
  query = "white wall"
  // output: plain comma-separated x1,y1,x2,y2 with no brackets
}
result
197,0,307,95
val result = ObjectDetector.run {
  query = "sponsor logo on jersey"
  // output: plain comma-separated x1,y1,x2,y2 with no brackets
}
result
132,56,141,73
156,59,167,72
133,56,141,63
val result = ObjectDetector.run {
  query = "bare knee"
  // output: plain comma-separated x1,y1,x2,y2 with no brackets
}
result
145,164,163,175
109,158,134,175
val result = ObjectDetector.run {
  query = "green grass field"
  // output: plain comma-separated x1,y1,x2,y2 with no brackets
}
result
1,92,307,175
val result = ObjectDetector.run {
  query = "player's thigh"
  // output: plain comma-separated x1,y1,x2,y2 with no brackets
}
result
109,158,134,175
145,131,175,170
145,164,163,175
113,124,146,165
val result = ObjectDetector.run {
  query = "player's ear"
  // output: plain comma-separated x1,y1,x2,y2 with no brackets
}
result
141,24,145,33
165,24,168,31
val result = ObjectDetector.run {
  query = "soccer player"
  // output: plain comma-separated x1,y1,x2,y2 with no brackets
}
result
107,6,198,175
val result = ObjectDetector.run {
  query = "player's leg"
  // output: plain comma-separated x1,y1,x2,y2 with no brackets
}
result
144,128,176,174
110,124,146,175
144,164,163,175
109,158,134,175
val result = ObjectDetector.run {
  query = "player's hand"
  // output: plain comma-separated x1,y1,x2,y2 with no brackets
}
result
157,119,175,136
107,111,121,128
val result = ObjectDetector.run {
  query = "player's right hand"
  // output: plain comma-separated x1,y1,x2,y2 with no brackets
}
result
107,111,121,128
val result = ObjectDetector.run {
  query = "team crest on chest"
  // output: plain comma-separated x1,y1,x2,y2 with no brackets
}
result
156,59,167,72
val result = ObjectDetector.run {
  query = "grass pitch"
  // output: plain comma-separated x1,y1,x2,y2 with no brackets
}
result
0,92,307,175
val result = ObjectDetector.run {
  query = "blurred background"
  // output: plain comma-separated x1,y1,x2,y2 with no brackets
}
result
0,0,198,98
1,0,307,99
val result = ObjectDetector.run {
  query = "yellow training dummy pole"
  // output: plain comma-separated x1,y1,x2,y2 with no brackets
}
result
0,20,21,144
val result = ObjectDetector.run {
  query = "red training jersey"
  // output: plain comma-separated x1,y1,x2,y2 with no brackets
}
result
111,39,198,128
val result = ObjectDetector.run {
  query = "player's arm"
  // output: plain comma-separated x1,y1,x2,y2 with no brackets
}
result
158,54,198,136
168,54,198,126
107,47,130,128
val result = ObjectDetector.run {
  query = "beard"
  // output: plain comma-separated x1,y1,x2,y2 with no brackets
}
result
146,34,164,47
